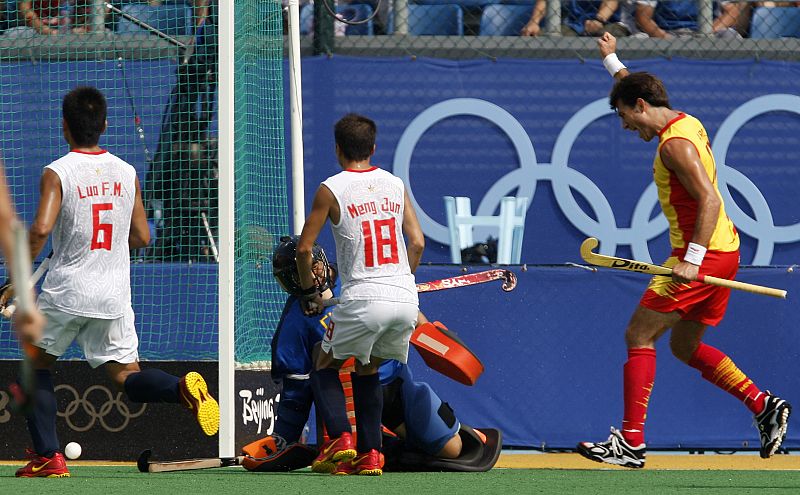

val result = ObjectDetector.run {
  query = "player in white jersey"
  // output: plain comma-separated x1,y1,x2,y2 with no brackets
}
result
297,113,425,476
12,87,219,479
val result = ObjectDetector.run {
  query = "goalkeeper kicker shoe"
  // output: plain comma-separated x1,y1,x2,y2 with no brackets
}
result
15,450,70,478
577,427,646,469
755,393,792,458
312,432,357,473
333,449,384,476
179,371,220,436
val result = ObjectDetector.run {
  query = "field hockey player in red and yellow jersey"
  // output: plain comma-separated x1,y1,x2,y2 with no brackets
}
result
576,33,791,469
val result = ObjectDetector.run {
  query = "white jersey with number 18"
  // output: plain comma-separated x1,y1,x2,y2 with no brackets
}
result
38,150,137,319
322,167,417,305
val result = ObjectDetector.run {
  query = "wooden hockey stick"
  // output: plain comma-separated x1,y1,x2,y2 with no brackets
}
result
322,269,517,307
580,237,787,299
137,449,243,473
6,222,38,414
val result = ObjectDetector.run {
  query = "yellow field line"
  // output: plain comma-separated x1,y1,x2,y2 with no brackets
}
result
0,460,135,467
497,453,800,470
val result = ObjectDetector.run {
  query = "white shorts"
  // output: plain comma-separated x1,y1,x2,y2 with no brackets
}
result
37,305,139,369
323,300,418,365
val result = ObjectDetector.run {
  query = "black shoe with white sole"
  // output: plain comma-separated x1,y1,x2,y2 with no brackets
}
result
577,427,646,469
755,393,791,459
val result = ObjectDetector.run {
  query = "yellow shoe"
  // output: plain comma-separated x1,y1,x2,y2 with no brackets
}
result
179,371,220,436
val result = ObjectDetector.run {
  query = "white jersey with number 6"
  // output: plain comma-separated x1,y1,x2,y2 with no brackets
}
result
322,167,417,305
38,150,136,319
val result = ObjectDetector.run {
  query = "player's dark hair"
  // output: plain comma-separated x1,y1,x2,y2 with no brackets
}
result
334,113,376,162
63,86,107,147
609,72,671,111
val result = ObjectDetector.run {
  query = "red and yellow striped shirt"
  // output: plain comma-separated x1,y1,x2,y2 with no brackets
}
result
653,113,739,253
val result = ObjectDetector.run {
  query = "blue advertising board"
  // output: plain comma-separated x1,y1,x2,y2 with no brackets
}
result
291,56,800,266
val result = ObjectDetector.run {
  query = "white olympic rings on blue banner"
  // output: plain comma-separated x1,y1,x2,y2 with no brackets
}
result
393,95,799,265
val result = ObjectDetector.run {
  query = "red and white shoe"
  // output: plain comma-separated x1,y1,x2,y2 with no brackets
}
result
179,371,220,436
311,432,357,473
15,450,71,478
333,449,384,476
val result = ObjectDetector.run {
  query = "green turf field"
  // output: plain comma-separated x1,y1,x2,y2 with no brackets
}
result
3,467,800,495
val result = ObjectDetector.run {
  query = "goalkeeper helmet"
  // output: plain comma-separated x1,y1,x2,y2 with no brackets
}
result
273,235,334,296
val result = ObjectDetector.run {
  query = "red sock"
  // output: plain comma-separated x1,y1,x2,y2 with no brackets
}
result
688,343,766,415
622,348,656,447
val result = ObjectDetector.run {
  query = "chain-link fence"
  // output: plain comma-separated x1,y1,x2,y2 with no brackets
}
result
289,0,800,59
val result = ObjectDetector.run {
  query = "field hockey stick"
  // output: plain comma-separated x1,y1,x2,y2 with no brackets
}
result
580,237,787,299
105,3,188,50
322,268,518,307
6,223,40,414
2,253,51,319
200,211,219,262
137,449,242,473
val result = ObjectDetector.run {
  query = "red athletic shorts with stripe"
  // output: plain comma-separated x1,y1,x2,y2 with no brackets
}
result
639,248,740,326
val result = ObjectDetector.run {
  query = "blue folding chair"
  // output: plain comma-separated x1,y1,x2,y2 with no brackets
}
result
750,7,800,39
388,4,464,35
299,3,375,36
116,2,194,36
445,196,527,264
479,4,534,35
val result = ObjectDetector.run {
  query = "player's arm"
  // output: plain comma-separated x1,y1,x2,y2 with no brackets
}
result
28,169,62,260
597,33,629,80
297,185,334,314
129,177,150,249
402,188,424,274
660,139,721,284
0,163,16,265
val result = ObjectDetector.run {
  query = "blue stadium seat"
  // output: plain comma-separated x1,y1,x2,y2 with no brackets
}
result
388,4,464,35
479,4,534,35
299,3,375,36
750,7,800,39
116,2,194,36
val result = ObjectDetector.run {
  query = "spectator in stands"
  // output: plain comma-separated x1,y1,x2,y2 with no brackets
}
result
7,0,93,35
522,0,632,37
145,0,209,28
635,0,747,39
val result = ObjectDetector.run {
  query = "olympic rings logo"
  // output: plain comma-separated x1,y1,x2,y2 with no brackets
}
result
394,95,800,264
56,384,147,433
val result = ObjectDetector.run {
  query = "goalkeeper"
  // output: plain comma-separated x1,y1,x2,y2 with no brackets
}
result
240,236,501,473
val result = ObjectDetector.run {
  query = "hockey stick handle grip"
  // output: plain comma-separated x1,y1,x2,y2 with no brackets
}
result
2,256,51,319
698,274,787,299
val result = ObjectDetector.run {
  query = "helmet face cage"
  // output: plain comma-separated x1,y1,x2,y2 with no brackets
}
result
272,236,333,296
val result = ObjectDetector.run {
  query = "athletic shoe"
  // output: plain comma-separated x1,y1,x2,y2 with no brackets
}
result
15,450,70,478
577,427,646,469
311,432,357,473
179,371,220,436
333,449,384,476
754,392,792,459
